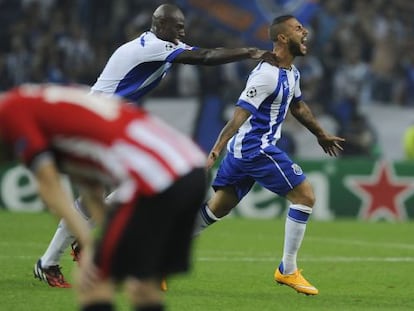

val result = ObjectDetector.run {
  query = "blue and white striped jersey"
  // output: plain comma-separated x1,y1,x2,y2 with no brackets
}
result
228,61,302,158
91,31,195,103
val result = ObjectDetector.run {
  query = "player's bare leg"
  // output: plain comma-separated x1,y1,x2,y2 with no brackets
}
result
274,180,319,295
193,186,239,236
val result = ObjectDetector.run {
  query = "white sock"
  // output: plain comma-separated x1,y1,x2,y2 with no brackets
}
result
280,204,312,274
40,219,76,267
73,197,92,221
40,198,93,267
192,203,220,237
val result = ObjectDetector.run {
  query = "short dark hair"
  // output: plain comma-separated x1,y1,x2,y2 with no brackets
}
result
272,15,295,26
269,15,295,41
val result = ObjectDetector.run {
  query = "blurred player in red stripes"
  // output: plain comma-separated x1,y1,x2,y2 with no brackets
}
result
0,84,207,311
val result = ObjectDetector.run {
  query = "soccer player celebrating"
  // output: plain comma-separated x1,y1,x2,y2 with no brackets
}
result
33,3,277,288
0,84,207,311
193,15,345,295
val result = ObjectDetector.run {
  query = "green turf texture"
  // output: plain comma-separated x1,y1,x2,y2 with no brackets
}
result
0,210,413,311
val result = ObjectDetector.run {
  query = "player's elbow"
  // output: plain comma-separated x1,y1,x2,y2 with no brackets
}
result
196,48,236,65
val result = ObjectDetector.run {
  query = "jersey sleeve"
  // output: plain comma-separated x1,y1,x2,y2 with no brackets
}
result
292,67,302,104
236,63,278,114
143,36,196,63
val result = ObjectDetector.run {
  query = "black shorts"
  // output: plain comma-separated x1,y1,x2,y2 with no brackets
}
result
94,168,207,281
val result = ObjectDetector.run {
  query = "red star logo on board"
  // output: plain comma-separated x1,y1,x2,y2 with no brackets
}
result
345,162,413,221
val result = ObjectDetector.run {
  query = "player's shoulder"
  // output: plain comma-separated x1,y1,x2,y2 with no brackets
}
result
248,61,279,82
253,61,279,75
135,32,191,56
114,31,157,51
291,64,301,77
139,31,177,48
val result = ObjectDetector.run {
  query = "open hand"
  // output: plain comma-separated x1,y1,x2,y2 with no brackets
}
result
206,151,219,170
317,134,346,157
248,48,278,65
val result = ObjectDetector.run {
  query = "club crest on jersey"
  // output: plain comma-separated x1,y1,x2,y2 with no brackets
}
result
246,87,257,98
291,163,303,175
165,43,175,51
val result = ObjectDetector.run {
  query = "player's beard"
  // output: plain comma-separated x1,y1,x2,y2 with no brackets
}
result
288,39,305,57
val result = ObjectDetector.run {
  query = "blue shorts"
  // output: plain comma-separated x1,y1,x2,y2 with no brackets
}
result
212,146,306,200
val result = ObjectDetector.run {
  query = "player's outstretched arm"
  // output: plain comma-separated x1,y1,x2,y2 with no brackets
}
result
207,107,251,169
34,160,91,247
174,48,276,66
290,100,345,157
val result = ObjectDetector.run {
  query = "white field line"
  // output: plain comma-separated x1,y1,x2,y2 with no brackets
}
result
195,237,414,263
0,255,413,263
0,255,35,260
307,237,414,250
0,241,46,247
1,237,412,263
197,256,414,263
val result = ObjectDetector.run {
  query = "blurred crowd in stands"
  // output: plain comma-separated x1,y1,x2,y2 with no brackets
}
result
1,0,414,158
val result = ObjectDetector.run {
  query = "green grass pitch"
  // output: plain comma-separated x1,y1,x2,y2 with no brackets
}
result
0,210,413,310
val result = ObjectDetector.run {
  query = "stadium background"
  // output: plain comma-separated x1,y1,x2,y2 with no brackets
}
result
0,0,413,221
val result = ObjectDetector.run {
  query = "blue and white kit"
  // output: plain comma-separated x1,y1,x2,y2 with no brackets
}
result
91,31,195,103
213,61,306,198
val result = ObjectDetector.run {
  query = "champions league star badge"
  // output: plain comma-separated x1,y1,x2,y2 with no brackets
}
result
165,43,175,51
292,163,303,175
246,87,257,98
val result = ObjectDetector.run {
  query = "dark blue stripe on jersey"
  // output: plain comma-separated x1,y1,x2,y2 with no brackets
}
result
288,207,310,224
165,48,186,62
140,36,145,47
291,95,302,104
114,61,168,103
237,98,274,151
237,99,257,115
264,70,283,144
269,70,290,141
140,31,151,46
233,71,283,156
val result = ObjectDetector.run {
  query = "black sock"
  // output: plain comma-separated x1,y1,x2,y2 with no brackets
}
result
135,304,165,311
81,303,114,311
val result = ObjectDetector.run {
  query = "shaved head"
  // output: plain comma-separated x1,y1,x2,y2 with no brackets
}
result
151,4,185,43
153,4,183,21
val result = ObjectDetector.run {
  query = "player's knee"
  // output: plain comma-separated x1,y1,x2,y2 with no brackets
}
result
286,181,315,207
299,180,315,207
208,201,233,218
301,192,315,208
207,188,238,218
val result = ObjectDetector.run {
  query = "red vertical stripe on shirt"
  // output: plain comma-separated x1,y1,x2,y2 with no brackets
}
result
100,201,135,277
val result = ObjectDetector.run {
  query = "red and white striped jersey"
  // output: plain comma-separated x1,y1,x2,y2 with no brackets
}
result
0,84,206,202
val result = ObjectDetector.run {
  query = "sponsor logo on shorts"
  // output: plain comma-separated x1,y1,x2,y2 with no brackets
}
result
292,163,303,175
